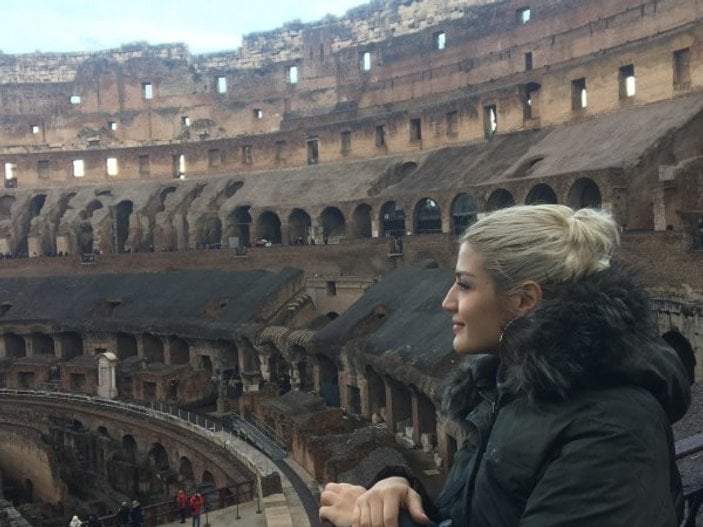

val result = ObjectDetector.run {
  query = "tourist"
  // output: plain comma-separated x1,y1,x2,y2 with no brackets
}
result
129,500,143,527
319,204,691,527
69,515,82,527
189,492,205,527
177,489,189,523
116,502,130,527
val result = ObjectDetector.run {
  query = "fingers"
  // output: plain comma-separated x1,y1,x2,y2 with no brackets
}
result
406,490,431,525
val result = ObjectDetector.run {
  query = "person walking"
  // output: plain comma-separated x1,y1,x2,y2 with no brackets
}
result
320,204,691,527
177,489,189,524
129,500,143,527
116,502,130,527
189,492,205,527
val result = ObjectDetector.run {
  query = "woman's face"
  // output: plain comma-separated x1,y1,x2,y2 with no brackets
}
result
442,243,515,354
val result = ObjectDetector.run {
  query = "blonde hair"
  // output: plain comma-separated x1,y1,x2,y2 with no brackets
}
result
460,204,620,294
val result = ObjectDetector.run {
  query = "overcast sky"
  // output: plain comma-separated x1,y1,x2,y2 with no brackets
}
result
0,0,366,55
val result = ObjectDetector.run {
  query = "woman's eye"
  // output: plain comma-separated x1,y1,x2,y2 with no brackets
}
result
456,281,470,290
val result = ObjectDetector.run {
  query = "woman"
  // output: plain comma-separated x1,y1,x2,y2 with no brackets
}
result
319,204,691,527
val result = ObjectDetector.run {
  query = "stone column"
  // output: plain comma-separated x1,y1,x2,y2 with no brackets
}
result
97,352,118,399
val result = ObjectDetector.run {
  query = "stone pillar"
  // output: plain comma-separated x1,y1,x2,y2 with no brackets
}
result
383,377,411,435
371,219,380,238
27,236,42,257
56,235,70,255
290,362,303,391
338,371,352,412
411,390,422,446
97,352,118,399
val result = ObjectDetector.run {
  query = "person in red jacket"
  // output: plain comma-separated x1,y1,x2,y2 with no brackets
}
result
176,490,188,524
189,493,205,527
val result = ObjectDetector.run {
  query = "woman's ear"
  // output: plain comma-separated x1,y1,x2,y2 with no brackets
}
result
511,281,542,316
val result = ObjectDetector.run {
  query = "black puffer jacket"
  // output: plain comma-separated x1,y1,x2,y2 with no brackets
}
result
379,266,691,527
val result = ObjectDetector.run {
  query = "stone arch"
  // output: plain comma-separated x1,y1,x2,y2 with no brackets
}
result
201,470,215,487
97,426,110,437
413,197,442,234
58,332,83,361
31,332,55,356
121,435,137,464
662,330,696,384
525,183,558,205
380,201,406,238
116,333,138,360
115,200,133,253
4,333,26,358
83,200,103,219
288,208,312,244
451,193,478,236
567,177,602,209
170,337,190,365
143,334,165,364
228,206,252,248
317,354,339,407
320,206,345,241
147,443,170,471
0,195,14,220
486,189,515,211
256,211,281,244
179,456,195,486
351,204,372,238
195,214,222,249
19,194,48,256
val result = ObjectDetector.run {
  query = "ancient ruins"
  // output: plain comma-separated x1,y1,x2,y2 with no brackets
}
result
0,0,702,524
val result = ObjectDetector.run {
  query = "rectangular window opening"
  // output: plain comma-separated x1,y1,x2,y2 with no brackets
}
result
517,7,531,24
619,64,636,99
72,159,85,178
484,105,497,137
181,116,191,127
173,154,185,179
375,125,386,147
326,281,337,296
138,155,150,176
287,66,298,85
525,52,533,72
142,82,153,100
434,31,446,50
216,76,227,94
253,108,263,119
307,138,319,165
361,51,372,72
571,78,587,110
38,160,50,179
70,95,81,105
673,48,690,90
108,121,117,131
106,157,119,176
341,131,352,153
242,145,252,165
524,85,540,120
410,118,422,141
446,111,458,136
4,163,17,188
208,148,222,168
31,124,40,135
275,140,287,162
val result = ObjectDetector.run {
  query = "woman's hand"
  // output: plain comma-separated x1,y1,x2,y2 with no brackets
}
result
352,476,430,527
319,482,367,527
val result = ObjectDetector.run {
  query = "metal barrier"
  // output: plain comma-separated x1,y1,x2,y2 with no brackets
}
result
676,432,703,527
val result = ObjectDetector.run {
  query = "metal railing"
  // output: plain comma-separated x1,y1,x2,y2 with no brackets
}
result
676,432,703,527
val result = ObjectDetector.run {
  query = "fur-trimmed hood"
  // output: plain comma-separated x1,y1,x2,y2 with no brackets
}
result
441,265,691,424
